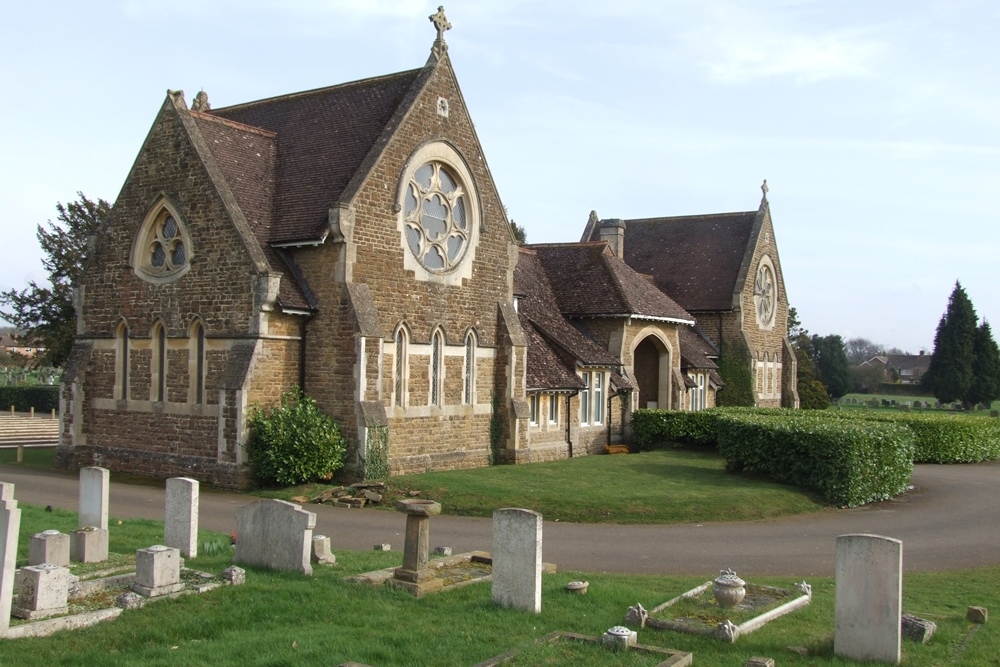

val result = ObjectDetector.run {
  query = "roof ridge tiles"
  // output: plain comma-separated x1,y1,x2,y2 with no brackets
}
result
190,111,276,138
210,68,423,113
625,211,756,223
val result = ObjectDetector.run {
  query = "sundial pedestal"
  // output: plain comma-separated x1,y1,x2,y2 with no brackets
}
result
388,499,444,597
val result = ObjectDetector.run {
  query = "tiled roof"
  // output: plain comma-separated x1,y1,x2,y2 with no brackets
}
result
527,243,694,323
887,354,931,372
588,212,758,312
679,327,719,371
514,249,622,373
192,113,311,310
210,69,424,244
520,315,587,391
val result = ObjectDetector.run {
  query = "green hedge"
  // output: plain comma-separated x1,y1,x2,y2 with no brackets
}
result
716,411,914,507
632,409,720,450
0,385,59,413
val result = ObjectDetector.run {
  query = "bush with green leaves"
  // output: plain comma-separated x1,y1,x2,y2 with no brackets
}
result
0,385,59,413
247,388,346,486
632,408,721,450
716,411,914,507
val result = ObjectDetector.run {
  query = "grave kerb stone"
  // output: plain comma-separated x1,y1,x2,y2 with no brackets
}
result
165,477,199,558
79,467,109,530
234,499,316,575
29,530,71,567
834,533,902,664
492,508,542,614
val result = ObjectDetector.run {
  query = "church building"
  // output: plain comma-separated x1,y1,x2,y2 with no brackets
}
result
57,9,795,488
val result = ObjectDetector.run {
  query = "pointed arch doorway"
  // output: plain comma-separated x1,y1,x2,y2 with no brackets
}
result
632,335,672,410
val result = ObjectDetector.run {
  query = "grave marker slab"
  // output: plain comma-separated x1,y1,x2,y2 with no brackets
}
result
165,477,199,558
79,467,109,530
492,508,542,613
835,534,902,664
133,545,184,597
0,484,21,637
234,499,315,575
71,527,109,563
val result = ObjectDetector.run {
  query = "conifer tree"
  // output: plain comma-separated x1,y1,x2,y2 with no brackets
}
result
969,319,1000,408
923,281,977,406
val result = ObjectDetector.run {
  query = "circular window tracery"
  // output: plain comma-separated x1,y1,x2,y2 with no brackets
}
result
402,161,470,272
754,258,776,330
133,203,192,284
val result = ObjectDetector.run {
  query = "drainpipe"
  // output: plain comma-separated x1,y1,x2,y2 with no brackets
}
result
606,392,613,449
566,393,574,458
298,312,317,392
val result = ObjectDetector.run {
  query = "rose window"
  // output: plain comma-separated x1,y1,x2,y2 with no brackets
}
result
402,162,470,272
133,203,192,283
754,262,776,328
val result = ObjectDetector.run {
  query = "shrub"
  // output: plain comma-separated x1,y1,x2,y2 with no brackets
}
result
632,409,721,450
717,339,754,406
0,385,59,413
716,411,914,507
798,379,830,410
247,388,346,486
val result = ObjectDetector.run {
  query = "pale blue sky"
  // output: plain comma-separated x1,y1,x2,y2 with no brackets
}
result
1,1,997,353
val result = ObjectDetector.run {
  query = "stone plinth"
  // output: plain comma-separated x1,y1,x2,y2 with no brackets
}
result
13,564,70,620
492,508,543,613
1,488,22,635
388,499,443,597
29,530,70,567
71,527,109,563
133,545,184,597
165,477,199,558
311,535,336,565
835,534,902,664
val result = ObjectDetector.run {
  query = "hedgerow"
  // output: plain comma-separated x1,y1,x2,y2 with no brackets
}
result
716,411,914,507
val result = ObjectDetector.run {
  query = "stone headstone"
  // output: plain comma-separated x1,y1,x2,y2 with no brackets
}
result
79,466,110,530
901,613,937,643
234,499,315,575
165,477,199,558
967,606,988,623
0,486,22,637
491,508,542,613
133,545,184,597
12,564,70,619
71,526,109,563
835,534,902,664
29,530,70,567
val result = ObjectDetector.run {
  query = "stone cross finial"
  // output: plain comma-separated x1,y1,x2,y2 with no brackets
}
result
761,179,769,199
429,6,451,43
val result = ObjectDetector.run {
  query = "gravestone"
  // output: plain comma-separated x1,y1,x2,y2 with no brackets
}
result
133,545,184,597
71,526,109,563
29,530,70,567
389,499,443,596
492,508,542,613
165,477,199,558
311,535,336,565
234,499,315,575
835,534,902,664
0,482,21,637
12,564,70,619
79,466,109,530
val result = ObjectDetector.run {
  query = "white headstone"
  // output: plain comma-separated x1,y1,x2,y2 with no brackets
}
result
234,499,316,575
835,534,902,664
0,487,21,637
79,466,110,530
492,508,542,613
165,477,199,558
133,545,184,597
29,530,70,567
12,564,70,619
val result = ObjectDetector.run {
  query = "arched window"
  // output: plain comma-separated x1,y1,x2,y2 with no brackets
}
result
132,200,192,284
394,326,409,408
464,330,476,405
152,322,166,403
115,321,129,401
190,320,206,404
430,329,444,407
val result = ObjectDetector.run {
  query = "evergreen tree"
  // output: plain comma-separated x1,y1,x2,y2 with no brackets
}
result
811,334,851,399
969,319,1000,408
923,281,977,405
0,193,109,367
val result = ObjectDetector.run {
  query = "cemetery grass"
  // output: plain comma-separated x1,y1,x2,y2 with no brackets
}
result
266,449,828,524
0,444,55,469
4,504,1000,667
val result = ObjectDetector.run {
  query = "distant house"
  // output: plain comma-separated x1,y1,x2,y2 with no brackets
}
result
858,353,930,385
0,333,43,359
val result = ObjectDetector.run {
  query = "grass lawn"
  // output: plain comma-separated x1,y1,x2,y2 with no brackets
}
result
3,503,999,666
261,449,828,524
838,394,1000,415
0,445,57,469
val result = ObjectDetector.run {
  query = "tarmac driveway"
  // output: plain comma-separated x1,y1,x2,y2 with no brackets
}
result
2,460,998,577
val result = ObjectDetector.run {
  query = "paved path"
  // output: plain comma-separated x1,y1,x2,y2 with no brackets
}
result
3,460,998,577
